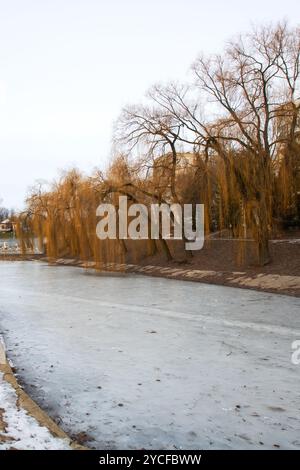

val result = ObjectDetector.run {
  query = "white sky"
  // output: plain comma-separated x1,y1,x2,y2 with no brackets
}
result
0,0,299,209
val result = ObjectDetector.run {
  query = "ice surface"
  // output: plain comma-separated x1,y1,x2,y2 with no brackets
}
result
0,261,299,449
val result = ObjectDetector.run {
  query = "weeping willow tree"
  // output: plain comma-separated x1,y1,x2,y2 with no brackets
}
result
274,101,300,227
17,22,300,267
276,142,300,226
114,21,300,265
17,170,125,267
17,161,172,266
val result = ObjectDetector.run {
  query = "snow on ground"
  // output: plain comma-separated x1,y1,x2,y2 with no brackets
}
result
0,371,71,450
0,261,300,449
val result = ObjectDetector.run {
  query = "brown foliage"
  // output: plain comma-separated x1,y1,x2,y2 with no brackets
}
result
18,22,300,267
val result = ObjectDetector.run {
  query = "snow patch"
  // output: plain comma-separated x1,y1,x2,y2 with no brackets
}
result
0,372,72,450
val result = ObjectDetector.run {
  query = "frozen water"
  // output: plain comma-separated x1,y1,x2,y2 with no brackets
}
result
0,261,299,449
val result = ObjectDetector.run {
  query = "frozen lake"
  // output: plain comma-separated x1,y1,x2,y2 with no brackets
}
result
0,261,300,449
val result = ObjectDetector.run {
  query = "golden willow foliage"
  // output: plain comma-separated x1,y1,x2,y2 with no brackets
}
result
17,162,169,266
17,169,126,266
17,22,300,266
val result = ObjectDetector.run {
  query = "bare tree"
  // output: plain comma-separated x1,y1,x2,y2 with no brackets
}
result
115,103,186,203
190,22,300,263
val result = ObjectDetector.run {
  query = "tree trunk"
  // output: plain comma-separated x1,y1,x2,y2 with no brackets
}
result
257,236,270,266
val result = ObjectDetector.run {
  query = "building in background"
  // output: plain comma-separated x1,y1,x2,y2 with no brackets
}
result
0,219,14,233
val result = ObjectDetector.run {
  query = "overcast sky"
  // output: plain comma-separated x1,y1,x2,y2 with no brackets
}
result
0,0,299,209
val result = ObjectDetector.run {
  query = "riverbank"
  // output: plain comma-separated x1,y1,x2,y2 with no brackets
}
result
55,259,300,297
1,238,300,296
137,237,300,297
48,236,300,297
0,337,85,450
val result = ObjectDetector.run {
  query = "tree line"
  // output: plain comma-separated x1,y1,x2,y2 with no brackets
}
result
18,22,300,266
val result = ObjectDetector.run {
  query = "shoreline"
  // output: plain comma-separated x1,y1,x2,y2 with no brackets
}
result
1,251,300,297
0,336,87,450
44,257,300,297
